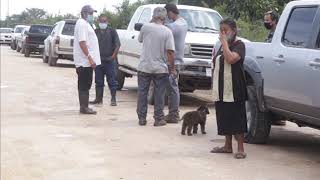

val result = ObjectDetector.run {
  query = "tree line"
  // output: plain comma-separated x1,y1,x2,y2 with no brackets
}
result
0,0,292,41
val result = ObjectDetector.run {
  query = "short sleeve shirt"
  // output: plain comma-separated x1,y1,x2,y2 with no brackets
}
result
138,23,175,74
73,19,101,68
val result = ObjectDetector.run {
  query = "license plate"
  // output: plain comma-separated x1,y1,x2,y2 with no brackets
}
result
206,68,212,77
39,45,44,48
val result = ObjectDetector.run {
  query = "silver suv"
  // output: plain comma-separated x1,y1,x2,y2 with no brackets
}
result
43,19,76,66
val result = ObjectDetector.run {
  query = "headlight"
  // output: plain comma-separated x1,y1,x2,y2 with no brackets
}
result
184,44,191,56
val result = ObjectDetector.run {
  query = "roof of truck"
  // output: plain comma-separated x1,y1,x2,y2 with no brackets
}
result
140,4,220,14
289,0,320,5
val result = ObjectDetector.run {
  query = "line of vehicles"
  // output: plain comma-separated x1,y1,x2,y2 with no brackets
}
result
1,0,319,144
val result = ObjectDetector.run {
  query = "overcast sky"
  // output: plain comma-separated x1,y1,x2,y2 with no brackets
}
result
0,0,138,20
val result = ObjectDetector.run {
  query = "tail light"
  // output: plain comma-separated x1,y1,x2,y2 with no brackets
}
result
55,36,60,45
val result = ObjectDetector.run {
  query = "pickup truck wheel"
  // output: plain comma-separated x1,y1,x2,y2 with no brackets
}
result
24,48,30,57
11,42,16,50
16,46,21,52
245,86,271,144
42,52,48,63
48,50,58,66
117,70,126,90
21,45,25,54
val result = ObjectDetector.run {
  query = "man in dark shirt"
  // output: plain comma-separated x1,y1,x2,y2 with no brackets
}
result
264,11,279,43
90,14,121,106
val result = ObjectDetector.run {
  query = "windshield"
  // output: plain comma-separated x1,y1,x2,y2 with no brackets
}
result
15,27,25,33
179,9,222,33
0,29,12,33
29,25,52,34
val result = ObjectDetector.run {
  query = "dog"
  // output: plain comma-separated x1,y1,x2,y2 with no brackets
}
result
181,105,210,136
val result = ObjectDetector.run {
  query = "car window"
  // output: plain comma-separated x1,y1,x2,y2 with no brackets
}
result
138,8,151,24
282,7,318,48
29,25,53,34
15,27,24,33
128,6,144,31
62,23,75,36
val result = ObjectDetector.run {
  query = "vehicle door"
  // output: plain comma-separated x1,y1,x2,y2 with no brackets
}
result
267,6,320,121
49,23,61,56
44,23,57,57
59,21,75,53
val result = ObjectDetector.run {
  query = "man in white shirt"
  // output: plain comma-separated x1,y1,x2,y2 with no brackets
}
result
73,5,101,114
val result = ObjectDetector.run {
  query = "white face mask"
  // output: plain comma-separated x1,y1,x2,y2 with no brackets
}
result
99,23,108,29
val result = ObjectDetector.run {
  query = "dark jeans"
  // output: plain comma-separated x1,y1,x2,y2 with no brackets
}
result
76,67,93,91
94,60,118,91
137,72,169,121
166,66,180,118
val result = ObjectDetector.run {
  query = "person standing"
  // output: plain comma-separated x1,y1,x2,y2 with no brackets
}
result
90,14,121,106
164,4,188,124
264,10,279,43
137,7,176,127
210,18,248,159
73,5,101,114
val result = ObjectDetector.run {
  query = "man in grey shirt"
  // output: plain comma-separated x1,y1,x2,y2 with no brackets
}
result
164,4,188,123
137,7,176,127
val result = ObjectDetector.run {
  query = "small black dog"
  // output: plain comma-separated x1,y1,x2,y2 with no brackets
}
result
181,105,210,136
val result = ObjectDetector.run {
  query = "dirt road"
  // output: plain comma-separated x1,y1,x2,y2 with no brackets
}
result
1,46,320,180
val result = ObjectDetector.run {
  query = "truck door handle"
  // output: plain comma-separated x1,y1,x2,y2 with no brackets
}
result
132,35,135,39
309,60,320,68
256,56,264,59
273,55,286,64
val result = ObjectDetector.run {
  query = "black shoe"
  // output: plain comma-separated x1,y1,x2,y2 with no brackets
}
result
139,119,147,126
164,114,179,124
80,107,97,115
90,87,103,104
154,120,167,127
110,90,117,106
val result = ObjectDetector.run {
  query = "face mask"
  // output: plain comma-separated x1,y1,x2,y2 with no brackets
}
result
99,23,108,29
264,22,272,30
86,15,94,24
226,33,235,43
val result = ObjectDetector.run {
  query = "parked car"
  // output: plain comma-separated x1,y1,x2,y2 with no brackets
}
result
21,24,53,57
0,28,13,45
43,19,76,66
10,25,28,50
238,0,320,144
117,4,248,103
16,27,30,53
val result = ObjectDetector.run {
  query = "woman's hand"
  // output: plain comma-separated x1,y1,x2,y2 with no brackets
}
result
219,31,228,47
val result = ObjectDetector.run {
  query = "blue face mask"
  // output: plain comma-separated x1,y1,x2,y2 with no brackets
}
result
86,15,94,24
99,23,108,29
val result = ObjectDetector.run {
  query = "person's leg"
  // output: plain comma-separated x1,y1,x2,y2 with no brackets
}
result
153,73,168,126
137,72,151,125
77,67,96,114
90,64,104,104
166,67,180,123
105,60,119,106
234,134,247,159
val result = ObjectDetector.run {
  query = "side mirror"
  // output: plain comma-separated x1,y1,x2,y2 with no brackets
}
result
134,23,143,31
24,31,29,35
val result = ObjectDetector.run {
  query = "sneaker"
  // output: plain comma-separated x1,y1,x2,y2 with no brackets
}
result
139,119,147,126
164,114,179,124
154,120,167,127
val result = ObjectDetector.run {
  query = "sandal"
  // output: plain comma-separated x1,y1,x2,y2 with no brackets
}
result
210,147,233,153
234,152,247,159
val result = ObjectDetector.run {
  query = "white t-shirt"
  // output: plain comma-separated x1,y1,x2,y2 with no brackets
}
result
73,19,101,68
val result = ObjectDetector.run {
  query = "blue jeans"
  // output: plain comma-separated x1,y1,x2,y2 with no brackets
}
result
94,60,118,91
167,66,180,118
137,72,169,121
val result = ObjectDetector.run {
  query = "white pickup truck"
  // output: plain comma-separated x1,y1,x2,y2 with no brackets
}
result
117,4,222,99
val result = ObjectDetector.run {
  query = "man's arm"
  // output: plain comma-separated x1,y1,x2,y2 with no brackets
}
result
112,29,121,59
167,50,175,73
79,41,96,69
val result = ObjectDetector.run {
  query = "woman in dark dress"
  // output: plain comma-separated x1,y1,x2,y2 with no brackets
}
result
210,18,248,159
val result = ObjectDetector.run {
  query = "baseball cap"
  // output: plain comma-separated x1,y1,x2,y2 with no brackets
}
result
81,5,97,13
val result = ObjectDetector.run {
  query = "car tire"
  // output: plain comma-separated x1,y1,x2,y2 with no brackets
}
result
24,48,30,57
11,41,16,50
42,52,49,63
21,44,25,54
117,69,126,90
245,85,271,144
48,50,58,66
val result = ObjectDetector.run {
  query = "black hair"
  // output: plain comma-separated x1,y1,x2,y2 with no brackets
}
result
220,18,237,31
265,10,279,23
164,4,179,14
